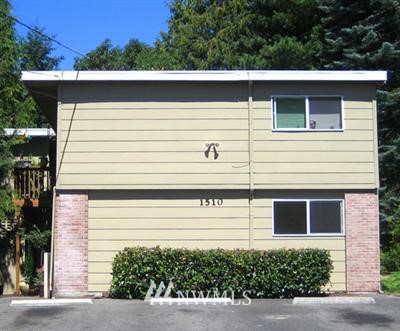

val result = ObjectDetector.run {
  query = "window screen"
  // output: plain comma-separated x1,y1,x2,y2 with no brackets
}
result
310,201,342,233
274,201,307,234
309,97,342,129
275,98,306,129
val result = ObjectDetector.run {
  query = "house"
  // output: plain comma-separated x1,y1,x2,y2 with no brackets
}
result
21,70,387,297
1,128,55,295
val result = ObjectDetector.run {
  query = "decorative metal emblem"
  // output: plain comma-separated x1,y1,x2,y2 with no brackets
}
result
204,143,219,160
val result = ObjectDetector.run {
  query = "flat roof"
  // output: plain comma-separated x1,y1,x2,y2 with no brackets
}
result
4,128,55,137
21,70,387,82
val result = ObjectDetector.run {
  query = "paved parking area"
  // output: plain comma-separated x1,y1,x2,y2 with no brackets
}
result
1,294,399,331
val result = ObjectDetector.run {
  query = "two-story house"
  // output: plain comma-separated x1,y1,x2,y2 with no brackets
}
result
22,70,386,297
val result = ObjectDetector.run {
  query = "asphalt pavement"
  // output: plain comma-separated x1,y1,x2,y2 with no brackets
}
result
1,294,399,331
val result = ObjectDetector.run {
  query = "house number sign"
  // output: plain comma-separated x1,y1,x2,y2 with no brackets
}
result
200,199,224,206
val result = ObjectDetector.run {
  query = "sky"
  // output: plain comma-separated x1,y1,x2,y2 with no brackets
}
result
11,0,171,69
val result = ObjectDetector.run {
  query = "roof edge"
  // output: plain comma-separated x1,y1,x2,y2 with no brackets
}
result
21,70,387,83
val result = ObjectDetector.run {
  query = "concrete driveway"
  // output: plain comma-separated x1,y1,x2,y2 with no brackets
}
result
1,294,399,331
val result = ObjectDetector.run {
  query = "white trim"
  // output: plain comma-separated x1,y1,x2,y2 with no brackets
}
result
10,299,92,307
271,95,344,131
271,199,345,237
3,128,55,137
21,70,387,82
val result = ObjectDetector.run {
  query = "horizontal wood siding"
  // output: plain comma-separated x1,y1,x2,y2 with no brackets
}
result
87,190,346,293
253,83,377,189
57,82,378,190
58,83,249,189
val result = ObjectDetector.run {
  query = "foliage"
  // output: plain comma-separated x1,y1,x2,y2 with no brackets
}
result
160,0,322,69
18,25,63,127
382,272,400,293
110,246,333,299
21,246,35,285
320,0,400,270
21,225,51,250
0,0,20,230
33,270,43,286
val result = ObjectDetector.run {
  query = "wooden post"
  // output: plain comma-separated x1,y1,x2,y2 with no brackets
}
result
15,233,21,295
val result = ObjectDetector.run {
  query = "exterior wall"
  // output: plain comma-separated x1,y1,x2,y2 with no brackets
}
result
53,191,88,296
87,190,346,293
345,192,380,292
57,82,377,190
253,83,377,190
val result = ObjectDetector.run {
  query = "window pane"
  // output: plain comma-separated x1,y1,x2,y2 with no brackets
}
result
310,201,342,234
275,98,306,129
274,201,307,234
309,97,342,129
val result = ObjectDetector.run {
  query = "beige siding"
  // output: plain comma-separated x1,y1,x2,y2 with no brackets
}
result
87,190,346,293
252,83,377,189
58,83,249,189
57,82,378,190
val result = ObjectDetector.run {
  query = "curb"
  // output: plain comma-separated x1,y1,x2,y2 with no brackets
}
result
10,298,93,307
292,297,375,305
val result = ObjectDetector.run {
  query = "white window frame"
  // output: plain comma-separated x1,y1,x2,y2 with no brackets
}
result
271,95,345,132
272,199,345,237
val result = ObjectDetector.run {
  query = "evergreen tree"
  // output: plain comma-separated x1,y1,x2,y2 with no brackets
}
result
19,25,63,127
161,0,322,69
321,0,400,268
19,26,63,71
0,0,22,232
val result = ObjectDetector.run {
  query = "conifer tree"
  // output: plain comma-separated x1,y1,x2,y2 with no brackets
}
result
321,0,400,268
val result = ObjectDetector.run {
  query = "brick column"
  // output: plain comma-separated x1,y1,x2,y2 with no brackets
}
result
345,192,380,292
53,191,88,297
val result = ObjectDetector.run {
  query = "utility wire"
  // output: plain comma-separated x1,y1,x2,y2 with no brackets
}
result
0,10,85,57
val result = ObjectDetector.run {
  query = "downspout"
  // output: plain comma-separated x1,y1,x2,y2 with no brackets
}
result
247,74,254,249
49,186,56,296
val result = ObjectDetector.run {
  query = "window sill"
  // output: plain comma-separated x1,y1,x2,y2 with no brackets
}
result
272,129,344,132
272,234,345,238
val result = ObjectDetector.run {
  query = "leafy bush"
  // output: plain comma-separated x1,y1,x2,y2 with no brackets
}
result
381,244,400,273
382,272,400,293
110,247,333,299
21,246,35,285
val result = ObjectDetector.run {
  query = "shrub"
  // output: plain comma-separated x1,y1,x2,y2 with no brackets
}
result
110,247,333,299
381,244,400,273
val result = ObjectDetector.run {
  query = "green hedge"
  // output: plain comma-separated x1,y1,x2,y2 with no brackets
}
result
110,247,333,299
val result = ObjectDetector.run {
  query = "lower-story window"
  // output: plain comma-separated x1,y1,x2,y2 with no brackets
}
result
273,199,344,236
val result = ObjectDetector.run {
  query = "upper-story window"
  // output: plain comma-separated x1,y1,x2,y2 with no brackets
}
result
272,96,343,131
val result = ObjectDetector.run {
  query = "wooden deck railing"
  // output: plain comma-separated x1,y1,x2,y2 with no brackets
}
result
14,167,51,200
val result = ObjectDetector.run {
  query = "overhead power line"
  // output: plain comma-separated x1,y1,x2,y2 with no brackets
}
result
0,10,85,57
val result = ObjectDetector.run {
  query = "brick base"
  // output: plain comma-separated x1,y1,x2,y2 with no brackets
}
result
345,192,380,292
53,191,88,297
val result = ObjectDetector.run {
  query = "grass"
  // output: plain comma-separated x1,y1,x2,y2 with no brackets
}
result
382,272,400,294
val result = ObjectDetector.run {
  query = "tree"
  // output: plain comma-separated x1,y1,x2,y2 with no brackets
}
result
18,25,63,127
74,39,125,70
320,0,400,268
19,26,63,71
74,38,177,70
0,0,24,285
160,0,322,69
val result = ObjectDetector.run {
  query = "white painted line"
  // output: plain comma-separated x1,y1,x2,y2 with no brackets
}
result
149,297,232,305
292,297,375,305
10,298,93,307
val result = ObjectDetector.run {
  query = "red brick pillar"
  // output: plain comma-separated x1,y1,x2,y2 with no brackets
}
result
345,192,380,292
53,191,88,297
